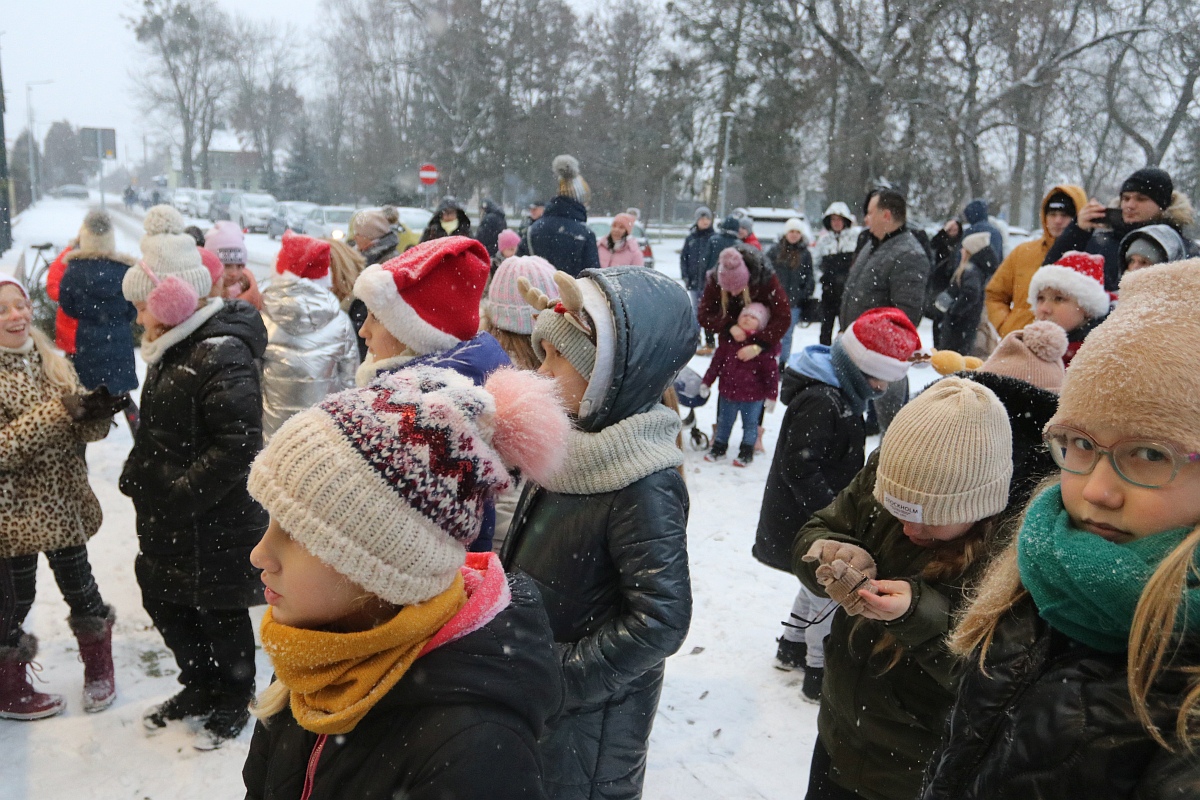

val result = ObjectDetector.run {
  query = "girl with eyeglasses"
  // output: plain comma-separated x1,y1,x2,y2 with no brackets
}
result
923,261,1200,800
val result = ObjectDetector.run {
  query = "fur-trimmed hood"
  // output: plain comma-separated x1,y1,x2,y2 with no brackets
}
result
63,249,137,266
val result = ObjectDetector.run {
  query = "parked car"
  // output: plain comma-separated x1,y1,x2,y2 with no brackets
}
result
195,190,214,219
304,205,356,240
49,185,90,199
395,206,434,233
743,207,814,246
229,192,278,232
173,188,200,216
587,217,655,269
208,189,240,222
267,201,320,239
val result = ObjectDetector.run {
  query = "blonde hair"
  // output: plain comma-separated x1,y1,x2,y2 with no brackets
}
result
951,477,1200,751
327,238,366,304
483,321,540,371
251,679,290,721
31,328,79,395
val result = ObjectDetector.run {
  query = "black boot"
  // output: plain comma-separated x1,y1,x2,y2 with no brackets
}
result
774,637,807,672
801,666,824,704
733,443,755,467
704,441,728,462
143,685,213,733
193,691,252,751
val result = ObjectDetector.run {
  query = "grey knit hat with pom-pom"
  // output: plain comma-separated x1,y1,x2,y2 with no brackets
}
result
77,210,116,254
123,205,214,303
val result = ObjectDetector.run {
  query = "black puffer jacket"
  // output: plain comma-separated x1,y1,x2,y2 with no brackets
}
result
922,597,1200,800
766,239,815,307
503,267,697,800
475,203,508,256
243,572,563,800
120,300,268,609
517,196,600,277
753,361,864,572
419,208,472,243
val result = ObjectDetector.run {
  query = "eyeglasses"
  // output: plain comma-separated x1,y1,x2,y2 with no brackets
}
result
1043,425,1200,488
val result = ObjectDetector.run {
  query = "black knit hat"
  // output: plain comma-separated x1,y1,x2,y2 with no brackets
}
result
1120,167,1173,210
1044,190,1076,217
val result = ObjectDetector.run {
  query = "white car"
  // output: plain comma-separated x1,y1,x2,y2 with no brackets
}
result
305,206,356,240
195,190,214,219
395,206,433,234
742,207,815,246
173,188,200,216
229,193,279,233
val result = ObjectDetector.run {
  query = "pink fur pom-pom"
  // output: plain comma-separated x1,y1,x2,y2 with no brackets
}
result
1021,320,1068,362
147,275,200,327
485,367,570,485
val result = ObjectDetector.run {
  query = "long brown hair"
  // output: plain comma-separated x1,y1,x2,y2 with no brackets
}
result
951,477,1200,751
482,320,539,371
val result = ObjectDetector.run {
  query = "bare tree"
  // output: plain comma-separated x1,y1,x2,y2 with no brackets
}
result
229,18,303,194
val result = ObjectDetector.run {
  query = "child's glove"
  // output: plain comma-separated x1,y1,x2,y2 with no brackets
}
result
698,383,711,399
819,560,877,616
62,386,132,422
802,539,878,580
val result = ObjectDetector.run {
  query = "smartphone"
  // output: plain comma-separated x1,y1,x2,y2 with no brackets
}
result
1097,208,1123,228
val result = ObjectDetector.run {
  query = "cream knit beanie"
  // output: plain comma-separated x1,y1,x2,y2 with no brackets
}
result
123,205,214,303
874,376,1013,525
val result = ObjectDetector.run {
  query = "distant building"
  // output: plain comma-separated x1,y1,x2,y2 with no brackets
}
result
168,131,262,190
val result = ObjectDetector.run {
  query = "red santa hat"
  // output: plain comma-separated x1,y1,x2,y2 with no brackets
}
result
353,235,490,355
1027,251,1110,319
839,307,922,382
276,231,332,287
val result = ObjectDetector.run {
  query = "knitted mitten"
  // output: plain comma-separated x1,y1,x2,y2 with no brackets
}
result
818,560,875,616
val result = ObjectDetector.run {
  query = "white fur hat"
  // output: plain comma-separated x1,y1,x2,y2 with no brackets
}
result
123,205,214,303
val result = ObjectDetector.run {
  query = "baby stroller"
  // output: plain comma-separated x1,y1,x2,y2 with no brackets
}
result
673,366,711,450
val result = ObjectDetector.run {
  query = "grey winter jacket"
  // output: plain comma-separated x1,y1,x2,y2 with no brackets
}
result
260,273,358,440
840,228,930,330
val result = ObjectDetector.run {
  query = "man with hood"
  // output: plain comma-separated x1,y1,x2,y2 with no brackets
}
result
518,156,601,277
420,196,472,243
962,198,1004,264
812,202,860,346
503,266,697,800
986,185,1088,337
475,198,508,257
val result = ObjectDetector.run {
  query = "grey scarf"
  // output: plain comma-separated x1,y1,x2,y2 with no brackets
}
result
538,404,683,495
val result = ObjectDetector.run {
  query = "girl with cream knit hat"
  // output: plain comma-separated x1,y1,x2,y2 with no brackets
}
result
793,376,1015,800
924,261,1200,799
241,366,569,799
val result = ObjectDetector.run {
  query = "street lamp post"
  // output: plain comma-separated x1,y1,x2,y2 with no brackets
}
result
716,110,735,218
26,79,53,204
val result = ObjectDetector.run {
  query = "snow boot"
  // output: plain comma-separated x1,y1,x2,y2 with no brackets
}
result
69,605,116,713
143,685,213,733
801,666,824,704
193,692,252,751
774,637,807,672
0,633,66,721
704,441,728,462
733,444,755,467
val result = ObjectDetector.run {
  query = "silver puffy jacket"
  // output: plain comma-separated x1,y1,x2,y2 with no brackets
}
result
260,273,359,440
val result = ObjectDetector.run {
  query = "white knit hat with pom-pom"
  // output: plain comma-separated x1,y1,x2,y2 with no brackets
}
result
123,204,214,303
247,365,569,606
980,321,1068,393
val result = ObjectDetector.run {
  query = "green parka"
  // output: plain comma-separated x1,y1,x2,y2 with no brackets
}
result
792,452,981,800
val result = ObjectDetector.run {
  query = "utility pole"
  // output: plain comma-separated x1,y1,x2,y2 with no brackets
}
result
0,34,12,253
25,79,53,204
715,110,735,217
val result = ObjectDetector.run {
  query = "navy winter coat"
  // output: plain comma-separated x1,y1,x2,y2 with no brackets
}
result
57,252,138,393
679,225,715,290
518,196,600,277
962,199,1004,263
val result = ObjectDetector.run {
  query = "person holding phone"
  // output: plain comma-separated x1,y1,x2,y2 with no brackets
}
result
1043,167,1198,291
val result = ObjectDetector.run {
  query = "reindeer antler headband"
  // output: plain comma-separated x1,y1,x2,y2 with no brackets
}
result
519,271,595,341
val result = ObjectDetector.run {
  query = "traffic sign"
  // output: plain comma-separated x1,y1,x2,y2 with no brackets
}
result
81,128,117,160
419,164,439,186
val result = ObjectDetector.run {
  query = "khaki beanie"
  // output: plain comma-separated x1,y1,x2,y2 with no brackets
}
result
1051,260,1200,452
531,307,597,379
874,376,1013,526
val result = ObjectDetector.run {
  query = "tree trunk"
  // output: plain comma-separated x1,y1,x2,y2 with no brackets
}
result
1008,127,1027,227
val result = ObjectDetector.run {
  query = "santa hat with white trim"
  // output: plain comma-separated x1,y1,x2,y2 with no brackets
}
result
839,307,922,382
353,236,490,355
1027,251,1111,319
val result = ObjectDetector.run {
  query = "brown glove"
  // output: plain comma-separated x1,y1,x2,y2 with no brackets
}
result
820,560,876,616
802,539,878,579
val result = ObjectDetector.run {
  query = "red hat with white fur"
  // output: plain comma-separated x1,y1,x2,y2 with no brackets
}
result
353,236,490,355
1027,251,1110,319
839,307,922,382
276,231,332,284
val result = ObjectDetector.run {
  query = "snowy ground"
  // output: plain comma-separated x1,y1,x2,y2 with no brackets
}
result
1,198,938,799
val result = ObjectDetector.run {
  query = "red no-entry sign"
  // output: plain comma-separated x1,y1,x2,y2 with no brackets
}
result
419,164,439,185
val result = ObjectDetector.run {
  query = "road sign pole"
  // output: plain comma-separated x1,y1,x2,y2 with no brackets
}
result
97,134,105,211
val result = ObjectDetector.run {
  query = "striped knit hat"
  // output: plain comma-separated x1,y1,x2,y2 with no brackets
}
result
487,255,559,335
247,366,570,606
874,376,1012,525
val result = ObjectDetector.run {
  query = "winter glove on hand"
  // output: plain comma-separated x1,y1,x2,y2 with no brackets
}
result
63,387,131,422
698,383,711,399
821,560,877,616
802,539,877,579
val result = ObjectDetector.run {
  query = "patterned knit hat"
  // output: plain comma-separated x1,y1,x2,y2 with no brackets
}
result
204,220,249,265
1051,260,1200,452
78,210,116,254
247,366,570,606
717,247,750,294
981,320,1067,393
839,307,922,382
124,205,213,304
276,231,332,286
487,255,559,335
552,155,590,205
353,236,490,355
875,376,1013,526
1028,251,1110,319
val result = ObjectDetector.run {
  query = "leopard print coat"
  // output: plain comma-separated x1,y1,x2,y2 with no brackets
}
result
0,344,110,558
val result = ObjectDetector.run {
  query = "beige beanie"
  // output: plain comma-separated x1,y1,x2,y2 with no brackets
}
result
123,205,214,303
874,376,1013,525
1051,260,1200,452
980,320,1068,393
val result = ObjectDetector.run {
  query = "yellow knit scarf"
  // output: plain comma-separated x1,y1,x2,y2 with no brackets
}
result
260,573,467,735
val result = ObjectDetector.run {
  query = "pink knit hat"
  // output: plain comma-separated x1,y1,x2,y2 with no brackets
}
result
980,320,1067,393
497,229,521,253
739,302,770,330
487,256,559,335
612,213,637,236
717,248,749,294
205,220,248,265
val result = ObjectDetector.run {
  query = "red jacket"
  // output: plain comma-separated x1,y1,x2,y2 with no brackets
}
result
46,247,78,354
742,233,762,251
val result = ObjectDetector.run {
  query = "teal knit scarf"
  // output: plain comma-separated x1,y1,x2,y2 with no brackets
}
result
830,338,884,416
1017,486,1200,653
